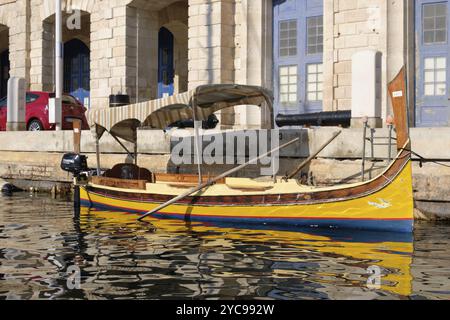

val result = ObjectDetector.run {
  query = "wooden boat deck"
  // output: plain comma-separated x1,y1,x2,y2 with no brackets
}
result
87,147,409,197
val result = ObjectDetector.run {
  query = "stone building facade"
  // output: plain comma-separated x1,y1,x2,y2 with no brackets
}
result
0,0,448,128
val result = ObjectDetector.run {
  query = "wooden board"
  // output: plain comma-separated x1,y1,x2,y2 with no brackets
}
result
91,176,147,190
155,173,226,184
72,119,82,154
388,67,410,150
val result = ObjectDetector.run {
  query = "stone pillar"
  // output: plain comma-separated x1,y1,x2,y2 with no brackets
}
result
322,0,335,112
351,50,382,128
188,0,235,127
128,6,159,103
233,0,273,129
188,0,235,88
29,0,52,91
322,0,392,128
90,3,159,109
90,5,127,109
7,0,30,86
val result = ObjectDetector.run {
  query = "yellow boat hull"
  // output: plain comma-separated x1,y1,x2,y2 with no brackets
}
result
80,161,414,233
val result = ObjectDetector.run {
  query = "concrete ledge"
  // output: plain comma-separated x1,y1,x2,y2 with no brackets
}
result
1,127,449,160
0,130,171,154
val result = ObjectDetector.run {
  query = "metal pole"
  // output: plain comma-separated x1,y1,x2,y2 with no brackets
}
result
55,0,63,131
110,133,135,159
286,131,342,180
95,134,101,176
361,119,368,182
192,95,203,185
136,10,139,104
134,128,138,166
387,124,393,164
134,142,138,166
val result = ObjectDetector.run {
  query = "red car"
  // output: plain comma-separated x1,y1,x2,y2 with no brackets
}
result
0,91,89,131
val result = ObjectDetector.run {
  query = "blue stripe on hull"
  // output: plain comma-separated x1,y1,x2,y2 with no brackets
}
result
81,199,413,233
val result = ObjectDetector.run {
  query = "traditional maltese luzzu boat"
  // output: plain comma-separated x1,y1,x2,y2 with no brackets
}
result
68,68,414,233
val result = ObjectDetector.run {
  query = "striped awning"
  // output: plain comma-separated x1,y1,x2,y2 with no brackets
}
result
88,84,273,143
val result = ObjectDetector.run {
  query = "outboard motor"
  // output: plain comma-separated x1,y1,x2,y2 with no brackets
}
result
61,153,89,176
61,153,90,210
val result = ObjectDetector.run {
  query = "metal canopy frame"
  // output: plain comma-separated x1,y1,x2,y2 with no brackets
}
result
90,84,274,184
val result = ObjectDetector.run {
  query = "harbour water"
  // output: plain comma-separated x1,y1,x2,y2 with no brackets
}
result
0,193,449,300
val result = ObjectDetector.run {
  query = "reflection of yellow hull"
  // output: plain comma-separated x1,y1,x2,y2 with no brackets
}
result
80,161,414,233
80,207,414,297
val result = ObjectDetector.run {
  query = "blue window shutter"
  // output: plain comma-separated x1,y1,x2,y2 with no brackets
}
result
415,0,450,127
273,0,324,122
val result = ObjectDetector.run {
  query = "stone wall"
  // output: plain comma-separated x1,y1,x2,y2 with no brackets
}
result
0,0,30,82
0,0,439,130
232,0,273,129
321,0,407,127
323,0,387,115
6,0,190,109
188,0,235,88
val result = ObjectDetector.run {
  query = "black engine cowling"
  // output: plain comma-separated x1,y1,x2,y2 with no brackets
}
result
61,153,88,175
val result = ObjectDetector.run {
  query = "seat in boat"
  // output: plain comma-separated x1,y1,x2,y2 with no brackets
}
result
103,163,154,182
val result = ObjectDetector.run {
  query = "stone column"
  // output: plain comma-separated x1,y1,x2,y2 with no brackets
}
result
233,0,273,129
127,6,159,103
7,0,30,85
90,5,125,109
188,0,235,87
90,3,159,109
188,0,235,127
28,0,54,91
322,0,335,112
323,0,394,128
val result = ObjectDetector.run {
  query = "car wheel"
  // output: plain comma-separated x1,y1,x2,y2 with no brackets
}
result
28,119,44,131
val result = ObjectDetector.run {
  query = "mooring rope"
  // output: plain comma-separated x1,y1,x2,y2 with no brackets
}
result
406,149,450,169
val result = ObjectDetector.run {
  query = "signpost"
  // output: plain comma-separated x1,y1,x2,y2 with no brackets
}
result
51,0,63,131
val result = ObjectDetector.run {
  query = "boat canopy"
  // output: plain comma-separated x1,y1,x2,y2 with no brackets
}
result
88,84,273,143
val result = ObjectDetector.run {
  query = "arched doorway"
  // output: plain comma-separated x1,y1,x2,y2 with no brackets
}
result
0,49,9,98
158,27,174,98
64,39,90,107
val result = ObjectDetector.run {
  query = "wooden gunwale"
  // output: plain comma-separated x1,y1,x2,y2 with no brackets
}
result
85,146,411,207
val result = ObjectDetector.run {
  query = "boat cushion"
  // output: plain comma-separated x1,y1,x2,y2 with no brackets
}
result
104,163,154,182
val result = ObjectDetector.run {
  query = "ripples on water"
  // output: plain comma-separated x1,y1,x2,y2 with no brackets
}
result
0,193,449,300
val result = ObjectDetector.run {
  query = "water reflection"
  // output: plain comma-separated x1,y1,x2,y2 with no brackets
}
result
0,193,449,300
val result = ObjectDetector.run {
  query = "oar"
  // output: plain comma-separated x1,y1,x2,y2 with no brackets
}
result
286,130,342,180
138,136,301,221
